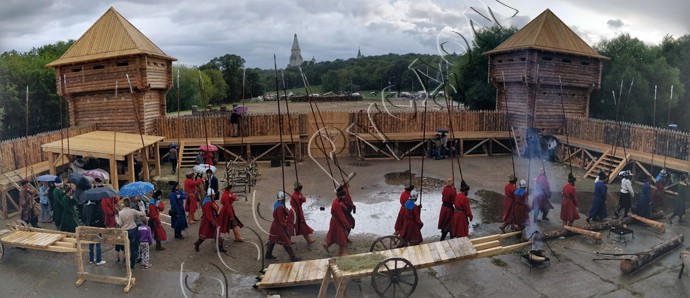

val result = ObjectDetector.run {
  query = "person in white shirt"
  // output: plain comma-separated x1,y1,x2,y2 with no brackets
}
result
116,197,147,269
615,171,635,218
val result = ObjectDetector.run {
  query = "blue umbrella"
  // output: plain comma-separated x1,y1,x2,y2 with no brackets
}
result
35,174,58,182
79,187,117,204
119,181,155,197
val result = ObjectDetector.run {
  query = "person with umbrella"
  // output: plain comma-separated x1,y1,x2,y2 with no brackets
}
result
19,179,39,227
52,178,65,229
55,182,79,232
80,187,113,266
148,190,167,250
205,169,219,201
169,181,188,239
39,181,51,223
201,145,216,166
184,172,204,224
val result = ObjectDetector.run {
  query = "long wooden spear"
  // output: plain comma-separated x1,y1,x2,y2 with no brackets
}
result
274,55,286,193
663,85,674,169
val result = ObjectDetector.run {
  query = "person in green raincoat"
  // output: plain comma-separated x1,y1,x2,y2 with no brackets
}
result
55,183,79,232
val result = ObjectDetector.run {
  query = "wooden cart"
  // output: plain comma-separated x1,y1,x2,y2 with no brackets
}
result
256,232,529,297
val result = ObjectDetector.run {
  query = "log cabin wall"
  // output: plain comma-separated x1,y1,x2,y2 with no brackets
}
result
56,56,143,96
490,49,602,134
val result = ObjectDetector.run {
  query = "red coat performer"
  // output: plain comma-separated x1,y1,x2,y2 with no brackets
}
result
533,168,554,222
324,189,352,256
194,189,226,252
203,150,214,165
290,182,316,244
184,172,204,224
101,196,119,228
394,184,414,235
265,191,300,262
500,175,517,233
438,178,456,240
340,182,356,234
219,185,244,241
451,181,473,238
400,190,423,245
560,174,580,226
148,190,167,250
512,180,530,230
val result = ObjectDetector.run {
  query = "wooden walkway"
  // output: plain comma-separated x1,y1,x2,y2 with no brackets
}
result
256,232,528,290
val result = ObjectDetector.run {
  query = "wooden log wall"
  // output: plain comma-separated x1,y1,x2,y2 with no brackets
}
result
144,57,173,90
156,113,305,139
57,57,144,96
567,116,690,160
290,95,363,102
0,125,96,173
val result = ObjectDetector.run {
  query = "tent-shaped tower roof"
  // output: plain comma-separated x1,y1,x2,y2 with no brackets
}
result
47,7,176,67
484,9,607,60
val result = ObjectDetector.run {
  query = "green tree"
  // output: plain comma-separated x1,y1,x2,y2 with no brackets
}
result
660,34,690,130
201,54,245,102
450,26,518,110
591,34,684,126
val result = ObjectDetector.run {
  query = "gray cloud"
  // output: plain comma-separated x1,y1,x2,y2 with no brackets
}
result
0,0,687,69
607,19,625,29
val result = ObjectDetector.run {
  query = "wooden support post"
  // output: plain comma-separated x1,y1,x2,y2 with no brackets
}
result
48,153,56,175
318,259,336,298
154,142,161,177
127,153,135,183
246,144,252,161
141,149,150,181
620,234,684,274
110,158,119,191
2,191,7,219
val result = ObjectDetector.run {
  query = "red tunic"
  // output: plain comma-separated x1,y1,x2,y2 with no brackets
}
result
400,203,423,245
203,151,214,165
325,198,351,247
438,185,456,230
100,197,119,228
290,191,314,236
198,198,220,240
341,185,356,230
502,183,517,223
218,190,243,233
269,204,291,245
512,189,530,226
652,180,666,207
394,190,411,231
450,193,473,238
149,200,167,241
560,183,580,222
184,178,204,215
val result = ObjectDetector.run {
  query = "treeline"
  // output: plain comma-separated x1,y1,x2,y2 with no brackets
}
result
2,28,690,140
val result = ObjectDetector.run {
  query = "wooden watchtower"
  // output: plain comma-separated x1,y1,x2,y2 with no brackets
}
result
46,7,176,134
485,9,607,136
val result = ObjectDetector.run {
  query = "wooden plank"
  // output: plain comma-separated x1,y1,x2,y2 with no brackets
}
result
470,231,521,244
440,239,457,259
286,261,305,284
418,243,435,265
271,262,293,286
473,240,501,251
434,241,450,262
427,240,443,262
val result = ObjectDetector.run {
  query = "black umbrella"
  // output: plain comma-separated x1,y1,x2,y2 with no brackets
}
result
69,172,93,190
79,187,117,204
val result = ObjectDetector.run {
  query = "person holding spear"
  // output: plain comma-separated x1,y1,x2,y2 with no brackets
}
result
438,178,456,240
451,181,473,238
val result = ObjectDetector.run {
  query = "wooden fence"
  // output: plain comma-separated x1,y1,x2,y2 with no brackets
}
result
349,110,508,134
156,113,306,139
566,116,690,160
0,125,97,173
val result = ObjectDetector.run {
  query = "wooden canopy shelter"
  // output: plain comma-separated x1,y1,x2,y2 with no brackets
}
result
485,9,607,135
41,131,164,190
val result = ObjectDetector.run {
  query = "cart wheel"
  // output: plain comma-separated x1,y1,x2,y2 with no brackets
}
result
0,242,4,261
371,257,417,298
369,235,407,252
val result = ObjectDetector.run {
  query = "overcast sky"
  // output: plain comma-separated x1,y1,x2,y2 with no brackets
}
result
1,0,688,69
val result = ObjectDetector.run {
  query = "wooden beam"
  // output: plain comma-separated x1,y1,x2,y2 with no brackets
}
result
141,149,150,181
398,140,426,159
464,138,491,155
2,191,7,219
217,145,246,163
127,153,135,183
48,153,56,175
154,142,161,177
251,143,281,163
110,158,119,191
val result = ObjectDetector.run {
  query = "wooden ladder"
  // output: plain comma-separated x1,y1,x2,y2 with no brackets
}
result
179,142,201,169
511,126,523,157
584,150,629,181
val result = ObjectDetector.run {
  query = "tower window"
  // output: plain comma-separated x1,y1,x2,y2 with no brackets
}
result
562,59,572,63
508,58,514,62
72,68,81,72
116,60,129,67
93,64,105,69
581,62,590,65
520,58,526,61
542,57,552,61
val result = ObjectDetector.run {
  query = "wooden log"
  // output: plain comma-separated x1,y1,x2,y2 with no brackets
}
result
680,250,690,278
629,213,665,233
540,212,664,240
563,225,603,240
620,234,684,274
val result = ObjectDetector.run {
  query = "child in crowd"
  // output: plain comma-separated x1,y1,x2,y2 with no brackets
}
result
138,217,154,269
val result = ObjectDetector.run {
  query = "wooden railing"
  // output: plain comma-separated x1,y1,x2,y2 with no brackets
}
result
156,113,306,139
566,116,690,160
349,110,508,134
0,125,97,173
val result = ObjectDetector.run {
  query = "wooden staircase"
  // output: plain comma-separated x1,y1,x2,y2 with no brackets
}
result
584,150,630,181
178,143,201,169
